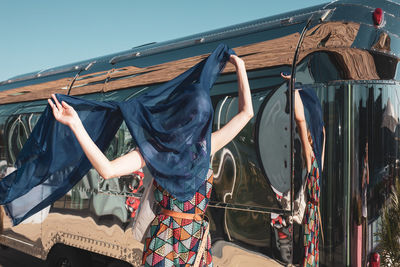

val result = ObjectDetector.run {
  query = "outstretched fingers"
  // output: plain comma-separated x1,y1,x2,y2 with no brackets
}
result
47,98,55,109
61,100,71,109
51,94,63,110
48,95,61,120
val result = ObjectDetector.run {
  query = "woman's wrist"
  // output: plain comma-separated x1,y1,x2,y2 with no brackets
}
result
233,59,245,69
69,119,83,132
230,55,245,68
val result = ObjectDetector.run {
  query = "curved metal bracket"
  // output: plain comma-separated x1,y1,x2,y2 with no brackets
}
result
66,62,95,95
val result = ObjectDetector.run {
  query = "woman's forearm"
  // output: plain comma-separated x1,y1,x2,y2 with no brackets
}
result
321,127,326,171
211,111,253,154
69,120,145,179
235,61,254,117
211,56,253,155
295,90,312,171
69,120,116,179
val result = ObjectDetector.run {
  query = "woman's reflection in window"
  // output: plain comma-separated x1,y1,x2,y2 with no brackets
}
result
270,73,325,266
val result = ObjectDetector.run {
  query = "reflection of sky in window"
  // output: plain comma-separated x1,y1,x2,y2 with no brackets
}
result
389,87,400,122
373,87,381,102
379,87,399,123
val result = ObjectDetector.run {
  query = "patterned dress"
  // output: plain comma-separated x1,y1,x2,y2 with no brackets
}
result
142,170,214,267
303,155,321,267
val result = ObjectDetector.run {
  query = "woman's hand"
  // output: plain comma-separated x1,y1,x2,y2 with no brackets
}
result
280,72,291,80
229,54,245,68
48,94,80,128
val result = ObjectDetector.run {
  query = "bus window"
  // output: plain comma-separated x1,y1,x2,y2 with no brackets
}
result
0,113,41,166
211,87,282,210
316,83,346,266
352,83,400,255
98,121,138,195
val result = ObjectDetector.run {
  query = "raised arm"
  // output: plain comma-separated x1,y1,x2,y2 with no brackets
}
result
362,142,369,185
294,90,314,172
211,55,254,155
321,126,326,171
48,95,146,179
281,72,314,172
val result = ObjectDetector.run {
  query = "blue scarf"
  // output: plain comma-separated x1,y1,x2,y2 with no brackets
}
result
0,44,234,225
298,85,324,171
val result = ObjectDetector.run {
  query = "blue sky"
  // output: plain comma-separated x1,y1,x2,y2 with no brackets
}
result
0,1,328,82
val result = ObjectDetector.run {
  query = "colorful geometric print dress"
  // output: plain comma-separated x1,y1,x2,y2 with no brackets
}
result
303,155,321,267
142,169,214,267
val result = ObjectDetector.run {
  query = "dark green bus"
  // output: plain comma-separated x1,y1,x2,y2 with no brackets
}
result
0,1,398,266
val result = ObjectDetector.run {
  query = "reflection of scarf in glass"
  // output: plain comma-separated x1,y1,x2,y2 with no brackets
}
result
298,85,324,170
0,44,234,225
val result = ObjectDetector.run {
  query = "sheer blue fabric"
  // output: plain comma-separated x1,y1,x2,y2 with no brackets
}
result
298,85,324,170
0,44,234,225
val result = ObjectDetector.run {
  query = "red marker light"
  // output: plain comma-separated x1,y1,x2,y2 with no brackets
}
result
370,252,380,267
373,8,384,26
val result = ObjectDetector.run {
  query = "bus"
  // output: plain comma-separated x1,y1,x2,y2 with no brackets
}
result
0,0,398,266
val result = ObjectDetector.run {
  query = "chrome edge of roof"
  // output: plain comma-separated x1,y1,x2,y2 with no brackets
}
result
0,3,331,86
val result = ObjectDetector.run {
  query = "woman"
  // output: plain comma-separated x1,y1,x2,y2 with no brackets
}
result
281,73,325,267
361,141,369,266
48,54,253,266
296,87,325,267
